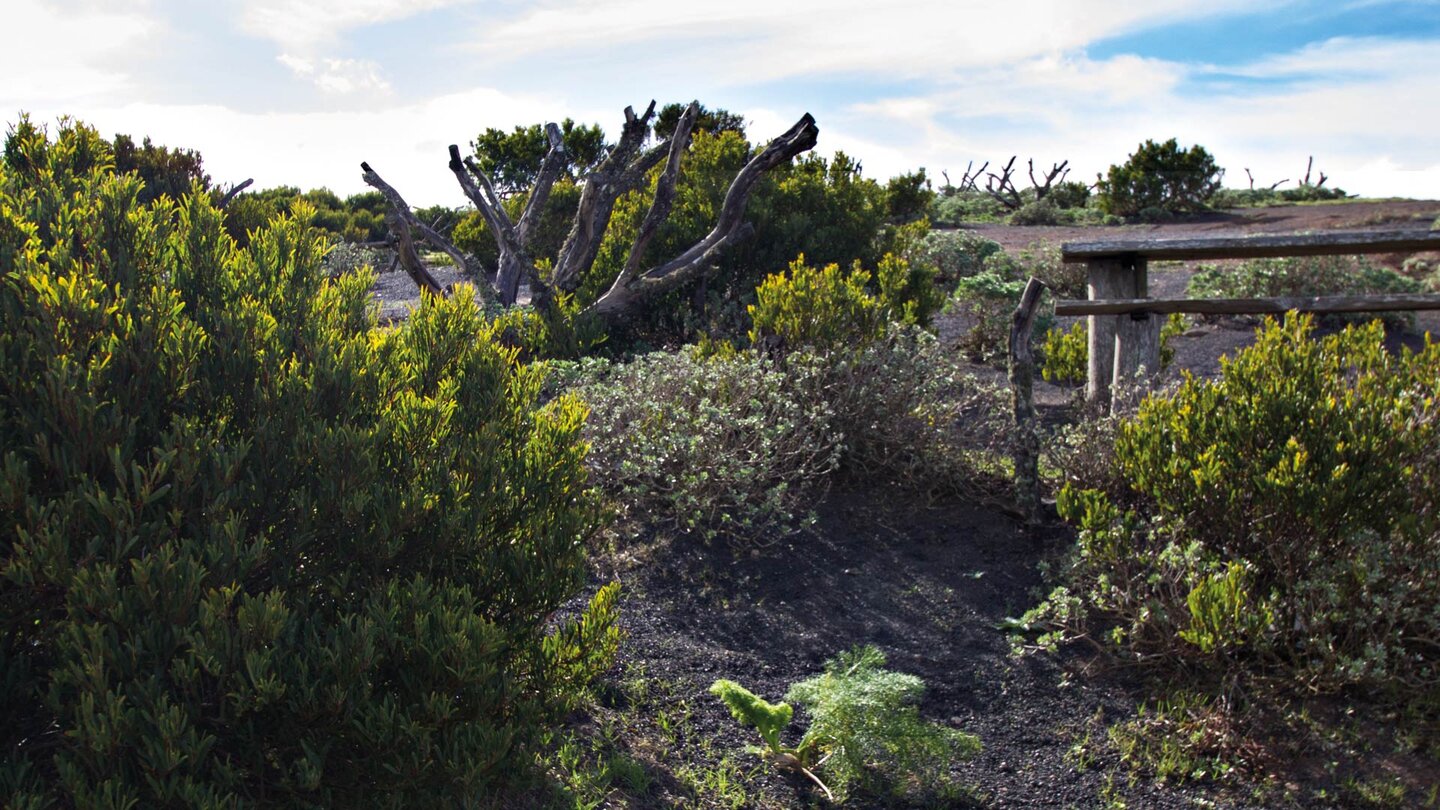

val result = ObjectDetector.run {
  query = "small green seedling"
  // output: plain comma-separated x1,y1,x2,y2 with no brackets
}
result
708,679,833,799
711,646,981,803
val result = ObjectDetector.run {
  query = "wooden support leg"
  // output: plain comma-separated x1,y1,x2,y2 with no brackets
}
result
1086,258,1131,408
1112,311,1162,411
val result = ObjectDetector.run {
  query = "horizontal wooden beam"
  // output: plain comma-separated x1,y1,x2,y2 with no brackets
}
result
1062,229,1440,263
1056,293,1440,317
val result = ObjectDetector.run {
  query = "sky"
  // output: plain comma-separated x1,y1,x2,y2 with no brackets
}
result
4,0,1439,206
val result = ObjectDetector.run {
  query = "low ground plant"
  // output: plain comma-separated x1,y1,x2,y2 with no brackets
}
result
710,646,980,804
1033,316,1440,691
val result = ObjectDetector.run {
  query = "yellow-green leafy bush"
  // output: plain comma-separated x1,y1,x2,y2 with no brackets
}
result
747,251,941,353
1040,314,1187,385
0,118,614,807
1042,316,1440,687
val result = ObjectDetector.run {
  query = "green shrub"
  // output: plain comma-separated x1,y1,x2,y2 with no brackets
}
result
568,327,1009,539
747,252,941,352
1008,197,1062,226
948,244,1080,364
571,351,841,540
711,646,980,804
321,241,387,277
1187,255,1421,329
0,119,614,807
1096,138,1221,218
929,190,1009,225
1043,316,1440,688
1048,180,1091,210
1041,321,1088,384
916,229,1003,287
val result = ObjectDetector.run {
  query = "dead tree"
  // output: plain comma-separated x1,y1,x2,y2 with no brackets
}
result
361,101,819,320
985,156,1022,210
983,157,1070,209
955,160,988,192
1028,159,1069,201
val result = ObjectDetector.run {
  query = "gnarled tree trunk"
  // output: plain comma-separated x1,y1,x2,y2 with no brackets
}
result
360,101,819,322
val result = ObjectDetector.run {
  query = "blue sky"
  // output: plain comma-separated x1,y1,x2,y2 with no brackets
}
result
4,0,1438,204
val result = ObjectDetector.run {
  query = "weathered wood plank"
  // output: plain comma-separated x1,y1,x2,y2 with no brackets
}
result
1062,229,1440,263
1056,293,1440,316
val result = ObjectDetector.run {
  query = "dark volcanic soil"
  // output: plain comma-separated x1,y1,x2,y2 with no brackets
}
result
585,489,1270,808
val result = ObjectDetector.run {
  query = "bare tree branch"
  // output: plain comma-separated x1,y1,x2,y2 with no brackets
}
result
517,123,566,243
360,161,478,296
383,210,445,297
607,102,698,295
985,156,1022,210
1028,159,1070,201
216,178,253,209
587,112,819,318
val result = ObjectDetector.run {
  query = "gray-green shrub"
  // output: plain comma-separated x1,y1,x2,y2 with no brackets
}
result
572,350,842,540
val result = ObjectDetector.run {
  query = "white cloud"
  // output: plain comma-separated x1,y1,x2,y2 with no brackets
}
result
0,1,159,107
475,0,1289,81
278,55,393,95
238,0,473,52
13,88,573,205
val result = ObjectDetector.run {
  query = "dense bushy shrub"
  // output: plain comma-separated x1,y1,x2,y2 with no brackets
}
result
321,241,388,277
1007,197,1062,226
916,229,1003,287
747,252,942,352
884,168,934,224
1039,316,1440,689
222,186,395,247
570,351,841,540
1187,255,1421,329
1096,138,1221,218
795,329,1012,495
929,190,1009,225
569,327,1010,538
1047,180,1091,210
0,119,615,807
111,131,210,204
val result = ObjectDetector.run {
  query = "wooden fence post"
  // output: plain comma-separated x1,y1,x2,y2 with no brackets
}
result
1112,311,1162,411
1009,276,1047,523
1085,257,1143,409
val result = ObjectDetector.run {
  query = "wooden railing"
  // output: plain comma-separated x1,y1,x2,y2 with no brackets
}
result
1056,229,1440,410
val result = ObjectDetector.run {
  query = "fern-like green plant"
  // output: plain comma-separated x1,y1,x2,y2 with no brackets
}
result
710,646,980,803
